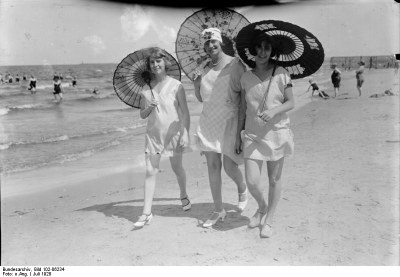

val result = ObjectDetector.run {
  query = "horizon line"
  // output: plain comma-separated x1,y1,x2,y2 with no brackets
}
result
0,54,397,67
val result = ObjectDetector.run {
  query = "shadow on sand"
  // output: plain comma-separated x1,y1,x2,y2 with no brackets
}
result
76,197,250,231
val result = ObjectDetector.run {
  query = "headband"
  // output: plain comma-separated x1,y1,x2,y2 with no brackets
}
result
201,27,223,45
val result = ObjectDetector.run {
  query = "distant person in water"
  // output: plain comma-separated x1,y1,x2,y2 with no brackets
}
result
0,74,3,84
53,76,63,102
306,79,329,99
331,64,341,98
15,74,20,83
28,75,37,94
356,61,365,96
72,76,77,87
8,74,13,83
92,88,99,94
23,74,27,81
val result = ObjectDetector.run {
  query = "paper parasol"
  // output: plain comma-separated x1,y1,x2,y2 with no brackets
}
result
235,20,325,79
175,8,250,81
113,48,181,108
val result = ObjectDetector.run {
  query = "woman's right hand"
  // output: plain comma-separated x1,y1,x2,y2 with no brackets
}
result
148,98,159,109
192,69,202,88
235,136,243,155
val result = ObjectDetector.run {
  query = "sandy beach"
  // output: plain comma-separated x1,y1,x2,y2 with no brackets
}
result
1,68,399,266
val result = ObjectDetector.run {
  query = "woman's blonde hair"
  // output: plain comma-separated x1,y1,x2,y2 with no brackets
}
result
146,47,172,71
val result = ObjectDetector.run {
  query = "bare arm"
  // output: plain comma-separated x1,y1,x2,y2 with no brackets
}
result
176,84,190,133
139,95,157,119
193,75,202,102
235,88,247,154
274,86,295,113
258,85,295,122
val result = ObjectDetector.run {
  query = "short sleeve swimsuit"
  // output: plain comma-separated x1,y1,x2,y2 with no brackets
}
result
195,57,245,165
240,67,294,161
141,76,190,157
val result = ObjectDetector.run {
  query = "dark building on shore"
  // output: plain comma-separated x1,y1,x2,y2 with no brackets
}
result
329,55,397,70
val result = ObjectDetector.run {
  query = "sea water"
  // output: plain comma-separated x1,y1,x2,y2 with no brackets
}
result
0,63,198,174
0,62,327,177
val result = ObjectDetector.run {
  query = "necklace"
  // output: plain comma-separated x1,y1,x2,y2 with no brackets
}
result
211,58,223,67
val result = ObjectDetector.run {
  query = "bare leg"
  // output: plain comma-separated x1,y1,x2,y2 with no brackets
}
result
245,158,267,212
204,151,223,212
169,155,187,199
224,155,248,211
223,155,246,194
263,157,285,227
142,154,161,215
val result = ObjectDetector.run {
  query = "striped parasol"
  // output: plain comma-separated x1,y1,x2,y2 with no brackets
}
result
235,20,325,79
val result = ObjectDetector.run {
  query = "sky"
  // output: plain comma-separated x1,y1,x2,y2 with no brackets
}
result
0,0,398,66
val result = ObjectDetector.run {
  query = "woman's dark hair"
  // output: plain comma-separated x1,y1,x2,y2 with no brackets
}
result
249,32,277,57
146,47,172,71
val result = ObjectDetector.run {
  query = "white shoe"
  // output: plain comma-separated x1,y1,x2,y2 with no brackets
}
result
248,208,267,228
202,209,226,228
133,213,153,228
237,187,248,212
260,224,273,238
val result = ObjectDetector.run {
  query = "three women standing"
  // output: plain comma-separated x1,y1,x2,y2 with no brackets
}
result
193,28,248,227
133,29,295,238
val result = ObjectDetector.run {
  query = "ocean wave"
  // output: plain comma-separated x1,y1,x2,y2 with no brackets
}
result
71,93,116,102
4,139,123,174
60,140,120,163
0,142,12,150
2,102,54,114
104,107,135,113
0,108,10,115
0,91,31,99
0,122,146,150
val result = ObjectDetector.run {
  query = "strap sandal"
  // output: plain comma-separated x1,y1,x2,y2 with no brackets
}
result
181,196,191,211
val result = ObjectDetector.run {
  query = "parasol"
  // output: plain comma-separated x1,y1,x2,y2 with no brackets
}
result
235,20,325,79
113,48,181,108
175,8,250,81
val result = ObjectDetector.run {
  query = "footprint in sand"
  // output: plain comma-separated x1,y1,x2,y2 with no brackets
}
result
11,210,29,216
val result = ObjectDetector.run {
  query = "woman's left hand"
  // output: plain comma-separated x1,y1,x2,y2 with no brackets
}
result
257,110,276,122
234,137,242,155
179,129,190,148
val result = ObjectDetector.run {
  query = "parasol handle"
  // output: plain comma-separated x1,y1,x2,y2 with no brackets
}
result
260,54,279,113
142,71,159,112
147,83,159,113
